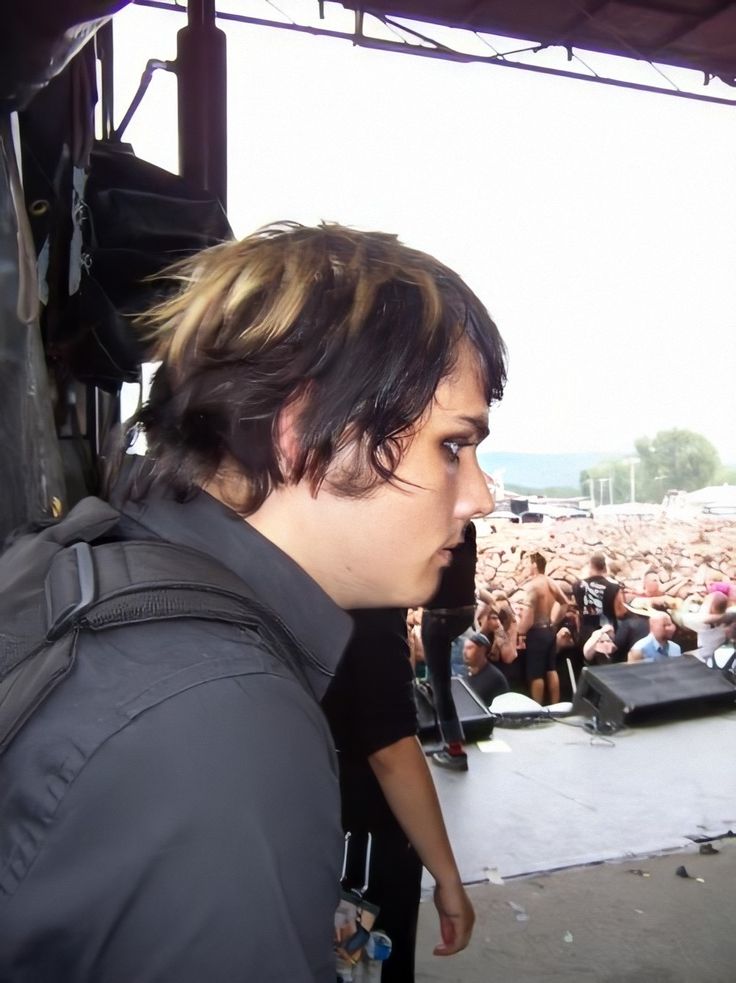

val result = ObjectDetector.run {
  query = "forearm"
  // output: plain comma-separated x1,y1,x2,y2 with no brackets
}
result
498,624,518,664
614,590,627,619
476,589,493,626
368,736,461,887
516,599,534,635
583,627,611,661
583,632,598,660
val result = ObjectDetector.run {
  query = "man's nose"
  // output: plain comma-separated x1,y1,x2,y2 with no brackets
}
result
457,457,495,519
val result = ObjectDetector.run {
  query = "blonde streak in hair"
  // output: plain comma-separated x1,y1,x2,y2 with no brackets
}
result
229,269,309,352
133,262,193,345
224,268,277,350
257,281,310,347
343,237,402,337
405,266,444,345
255,245,318,347
164,288,227,366
344,253,443,342
426,287,445,342
262,233,355,349
216,237,282,357
140,249,226,363
145,294,199,364
163,245,266,364
171,235,303,360
346,269,383,338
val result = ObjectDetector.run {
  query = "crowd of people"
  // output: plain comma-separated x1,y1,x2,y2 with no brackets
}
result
410,520,736,720
409,515,736,710
475,511,736,610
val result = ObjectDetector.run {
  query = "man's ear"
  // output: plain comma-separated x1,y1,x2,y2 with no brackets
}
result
275,401,302,475
275,389,311,475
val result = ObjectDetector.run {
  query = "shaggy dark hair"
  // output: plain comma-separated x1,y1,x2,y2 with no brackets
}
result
119,221,507,514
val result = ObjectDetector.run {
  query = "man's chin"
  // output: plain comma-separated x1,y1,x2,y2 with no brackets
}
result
344,568,442,610
405,570,443,608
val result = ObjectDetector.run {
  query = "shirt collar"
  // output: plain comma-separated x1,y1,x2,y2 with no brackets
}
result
118,487,353,699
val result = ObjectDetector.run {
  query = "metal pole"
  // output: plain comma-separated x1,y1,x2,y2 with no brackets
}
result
624,457,639,503
176,0,228,208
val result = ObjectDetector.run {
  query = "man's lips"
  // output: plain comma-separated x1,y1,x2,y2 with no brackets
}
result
437,545,458,564
436,535,464,563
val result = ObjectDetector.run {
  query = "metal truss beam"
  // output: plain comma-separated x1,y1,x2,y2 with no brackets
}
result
132,0,736,107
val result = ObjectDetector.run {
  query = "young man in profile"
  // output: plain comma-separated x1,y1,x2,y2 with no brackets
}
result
0,222,507,981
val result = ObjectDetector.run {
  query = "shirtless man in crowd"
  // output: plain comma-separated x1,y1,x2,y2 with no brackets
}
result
516,551,568,704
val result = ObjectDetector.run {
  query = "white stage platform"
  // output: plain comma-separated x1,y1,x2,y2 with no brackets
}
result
428,708,736,884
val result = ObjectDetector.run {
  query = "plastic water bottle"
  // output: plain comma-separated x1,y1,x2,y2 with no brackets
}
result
354,931,392,982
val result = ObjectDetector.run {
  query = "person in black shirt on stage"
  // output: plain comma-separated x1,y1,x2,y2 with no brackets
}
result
322,609,473,981
421,522,479,770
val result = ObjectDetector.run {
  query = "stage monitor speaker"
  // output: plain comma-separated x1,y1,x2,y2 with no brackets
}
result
415,675,494,744
573,655,736,730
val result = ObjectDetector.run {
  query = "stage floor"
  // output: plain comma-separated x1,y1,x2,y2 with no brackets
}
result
415,836,736,983
416,709,736,980
426,708,736,884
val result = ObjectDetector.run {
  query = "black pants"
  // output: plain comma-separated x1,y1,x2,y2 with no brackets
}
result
343,826,423,983
421,609,473,745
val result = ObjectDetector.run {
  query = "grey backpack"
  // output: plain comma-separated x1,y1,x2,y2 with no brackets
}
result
0,496,298,754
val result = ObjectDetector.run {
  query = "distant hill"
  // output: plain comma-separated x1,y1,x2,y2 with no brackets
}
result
478,451,623,491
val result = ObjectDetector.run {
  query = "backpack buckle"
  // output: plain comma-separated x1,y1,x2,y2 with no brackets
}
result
45,542,97,642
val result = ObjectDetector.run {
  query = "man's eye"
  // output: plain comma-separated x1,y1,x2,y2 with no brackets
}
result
443,440,462,461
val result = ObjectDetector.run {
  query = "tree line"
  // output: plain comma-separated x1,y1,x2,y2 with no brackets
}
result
580,429,735,505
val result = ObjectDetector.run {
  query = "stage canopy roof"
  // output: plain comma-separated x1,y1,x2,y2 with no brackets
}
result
341,1,736,85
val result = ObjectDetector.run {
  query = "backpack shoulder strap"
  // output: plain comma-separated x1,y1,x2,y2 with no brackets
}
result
0,535,317,756
45,539,284,637
45,538,311,676
0,497,124,677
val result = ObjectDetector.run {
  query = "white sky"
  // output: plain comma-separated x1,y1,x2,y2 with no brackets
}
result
112,2,736,462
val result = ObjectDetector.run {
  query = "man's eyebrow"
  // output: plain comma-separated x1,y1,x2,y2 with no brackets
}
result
456,415,490,441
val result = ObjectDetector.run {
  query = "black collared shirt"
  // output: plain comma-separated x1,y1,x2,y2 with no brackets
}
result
119,487,352,701
0,489,352,982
